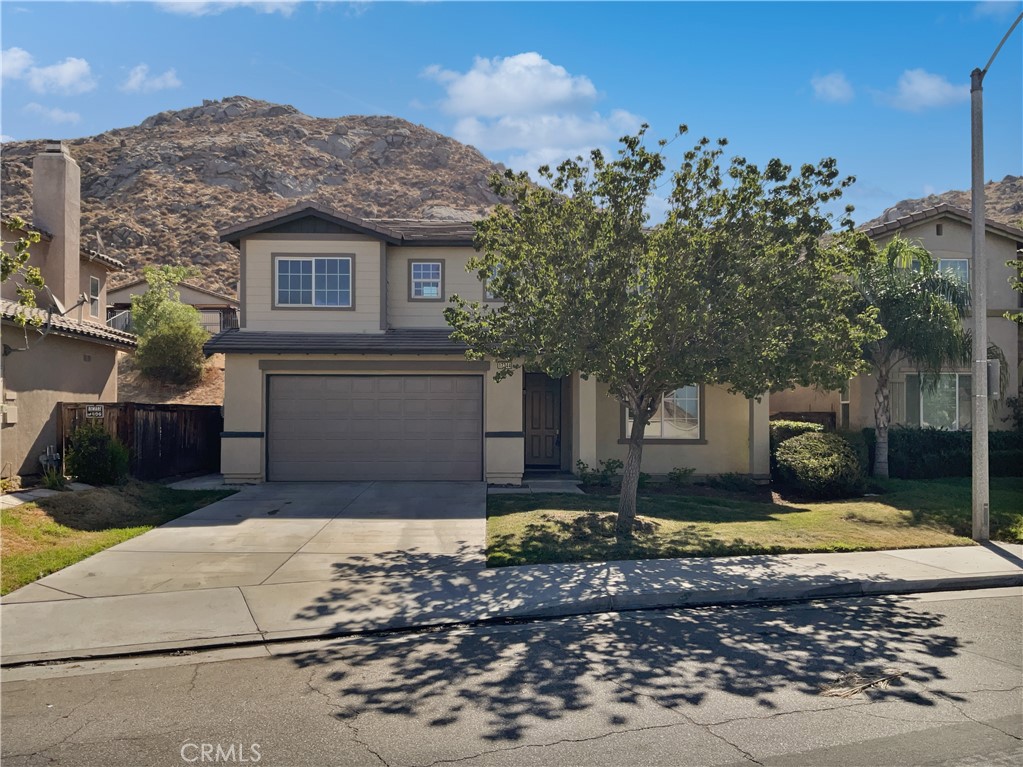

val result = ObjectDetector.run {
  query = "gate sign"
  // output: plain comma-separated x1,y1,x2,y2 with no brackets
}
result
85,404,104,418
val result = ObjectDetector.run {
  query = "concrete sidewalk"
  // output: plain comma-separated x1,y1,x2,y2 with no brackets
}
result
2,541,1020,665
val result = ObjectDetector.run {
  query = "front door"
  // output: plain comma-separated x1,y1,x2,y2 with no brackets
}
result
524,373,561,467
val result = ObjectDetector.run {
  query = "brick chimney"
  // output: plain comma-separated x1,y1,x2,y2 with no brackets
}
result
32,142,80,311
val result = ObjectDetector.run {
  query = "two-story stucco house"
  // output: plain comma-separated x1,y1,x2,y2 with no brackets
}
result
1,143,137,478
207,203,771,485
771,205,1023,432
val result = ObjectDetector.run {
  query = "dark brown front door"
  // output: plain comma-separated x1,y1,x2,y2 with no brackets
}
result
524,373,561,467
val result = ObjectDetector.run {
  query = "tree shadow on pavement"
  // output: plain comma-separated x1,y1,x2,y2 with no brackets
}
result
285,546,963,744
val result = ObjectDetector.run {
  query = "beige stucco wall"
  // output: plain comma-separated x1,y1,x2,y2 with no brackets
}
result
772,217,1022,430
219,353,525,484
108,281,238,309
75,261,108,325
386,246,485,328
241,234,384,333
0,327,118,477
593,382,760,476
878,218,1020,314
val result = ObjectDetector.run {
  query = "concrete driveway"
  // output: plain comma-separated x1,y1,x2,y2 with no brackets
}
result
13,481,486,601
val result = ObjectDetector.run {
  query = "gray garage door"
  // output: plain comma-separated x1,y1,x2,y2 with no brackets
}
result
267,375,483,481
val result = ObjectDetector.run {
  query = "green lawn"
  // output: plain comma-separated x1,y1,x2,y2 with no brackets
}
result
487,477,1023,567
1,482,235,595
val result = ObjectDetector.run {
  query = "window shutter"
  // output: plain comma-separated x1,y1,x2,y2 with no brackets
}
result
905,374,920,427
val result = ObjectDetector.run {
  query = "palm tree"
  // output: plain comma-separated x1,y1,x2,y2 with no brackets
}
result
854,236,970,478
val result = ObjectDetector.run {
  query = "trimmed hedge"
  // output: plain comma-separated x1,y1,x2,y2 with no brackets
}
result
770,419,825,449
862,427,1023,479
65,423,130,486
775,432,866,499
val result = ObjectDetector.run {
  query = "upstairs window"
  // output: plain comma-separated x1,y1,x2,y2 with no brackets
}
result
410,260,443,300
89,276,100,317
938,258,969,286
275,257,352,308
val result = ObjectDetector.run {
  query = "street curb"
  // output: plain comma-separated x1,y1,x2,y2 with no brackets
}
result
3,572,1020,668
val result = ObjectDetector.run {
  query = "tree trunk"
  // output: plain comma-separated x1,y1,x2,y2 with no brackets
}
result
872,372,891,479
615,412,647,537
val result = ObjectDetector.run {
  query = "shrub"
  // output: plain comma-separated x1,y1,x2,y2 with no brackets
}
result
667,466,696,488
40,467,69,491
770,419,824,449
65,423,130,485
637,472,652,490
575,459,624,488
135,301,208,385
769,420,825,471
706,472,758,493
862,427,1023,479
776,432,865,499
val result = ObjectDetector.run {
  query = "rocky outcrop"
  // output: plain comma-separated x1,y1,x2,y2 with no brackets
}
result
0,96,506,294
863,175,1023,230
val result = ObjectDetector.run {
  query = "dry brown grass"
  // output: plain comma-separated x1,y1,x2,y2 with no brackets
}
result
117,352,224,405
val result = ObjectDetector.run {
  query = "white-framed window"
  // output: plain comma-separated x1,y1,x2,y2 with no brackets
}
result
484,266,501,301
410,260,443,300
938,258,969,285
275,257,352,308
89,276,100,317
920,373,971,431
840,381,851,430
626,385,700,440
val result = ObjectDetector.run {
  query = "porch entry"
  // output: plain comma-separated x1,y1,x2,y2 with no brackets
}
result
524,373,562,468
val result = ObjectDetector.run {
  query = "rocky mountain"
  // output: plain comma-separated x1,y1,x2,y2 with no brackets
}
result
0,96,506,295
863,175,1023,230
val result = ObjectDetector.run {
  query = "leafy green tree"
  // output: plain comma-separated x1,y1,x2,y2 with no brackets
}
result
445,126,881,534
1,216,45,325
135,300,208,385
853,237,971,478
130,263,199,336
1006,256,1022,325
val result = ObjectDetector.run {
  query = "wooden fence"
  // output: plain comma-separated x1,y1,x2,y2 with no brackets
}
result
57,402,222,481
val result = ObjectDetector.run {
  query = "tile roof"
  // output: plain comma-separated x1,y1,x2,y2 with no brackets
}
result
80,247,125,271
862,204,1023,242
108,278,237,304
3,214,125,268
1,299,137,350
204,327,466,355
219,203,479,246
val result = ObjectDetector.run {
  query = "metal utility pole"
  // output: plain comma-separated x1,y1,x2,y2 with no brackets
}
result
971,11,1023,542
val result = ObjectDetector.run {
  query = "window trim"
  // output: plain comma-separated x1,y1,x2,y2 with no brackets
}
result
484,266,502,303
937,257,969,285
271,253,356,311
618,384,707,444
408,259,445,302
919,371,971,431
88,275,100,317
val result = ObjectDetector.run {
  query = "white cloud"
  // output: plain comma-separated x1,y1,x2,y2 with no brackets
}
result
973,1,1022,19
155,1,301,16
811,72,854,103
23,102,81,124
1,47,34,80
120,64,182,94
454,110,642,154
882,69,969,111
0,134,15,143
425,52,641,174
424,52,598,118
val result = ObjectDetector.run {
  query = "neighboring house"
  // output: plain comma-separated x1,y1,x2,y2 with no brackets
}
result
107,279,239,334
771,205,1023,432
207,202,770,485
1,143,137,478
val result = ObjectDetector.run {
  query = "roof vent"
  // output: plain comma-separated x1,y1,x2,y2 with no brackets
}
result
42,141,68,155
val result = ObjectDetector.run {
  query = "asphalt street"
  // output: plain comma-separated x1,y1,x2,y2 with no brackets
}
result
2,587,1021,767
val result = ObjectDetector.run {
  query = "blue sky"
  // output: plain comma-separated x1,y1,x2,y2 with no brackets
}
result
1,1,1021,223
